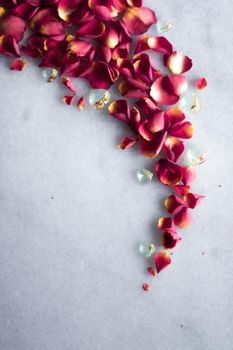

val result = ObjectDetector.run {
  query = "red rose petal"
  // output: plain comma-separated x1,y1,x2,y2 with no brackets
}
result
154,251,171,273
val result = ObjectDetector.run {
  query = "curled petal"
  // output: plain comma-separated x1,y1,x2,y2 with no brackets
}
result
0,15,26,42
10,59,27,71
196,77,207,91
119,78,149,98
140,132,167,158
61,77,76,92
122,7,156,35
0,35,20,57
155,158,183,186
88,61,118,89
182,165,196,186
184,193,205,209
139,111,165,141
118,137,138,150
63,93,75,105
165,194,185,214
147,36,173,55
154,251,171,273
101,26,119,49
108,99,130,123
157,217,175,233
135,35,173,55
60,52,80,76
165,107,185,128
164,51,192,75
77,96,87,111
174,206,192,228
164,136,184,162
162,231,181,249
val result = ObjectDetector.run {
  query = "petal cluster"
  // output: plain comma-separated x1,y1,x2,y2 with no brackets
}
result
0,0,206,288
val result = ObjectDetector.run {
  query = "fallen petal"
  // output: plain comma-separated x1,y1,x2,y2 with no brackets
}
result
154,251,171,273
10,59,27,71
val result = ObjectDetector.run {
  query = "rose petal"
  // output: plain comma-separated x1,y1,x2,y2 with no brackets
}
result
164,194,185,214
108,99,130,123
77,96,87,111
122,7,156,35
147,36,173,55
58,0,82,22
154,251,171,273
155,158,183,186
63,93,75,105
118,136,138,150
88,61,118,89
164,136,184,162
174,206,192,228
182,165,196,186
196,77,207,91
140,132,167,158
0,15,26,42
10,59,27,71
0,35,20,57
61,77,76,92
164,51,192,75
184,192,205,209
150,75,188,105
172,185,191,196
157,217,175,233
162,231,181,249
169,121,194,139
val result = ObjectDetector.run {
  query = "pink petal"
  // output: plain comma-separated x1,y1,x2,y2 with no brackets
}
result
164,136,185,162
184,193,205,209
63,93,75,105
174,206,192,229
77,96,87,111
122,7,156,35
164,51,192,75
182,165,196,186
118,137,138,150
196,77,207,91
154,251,171,273
61,77,76,92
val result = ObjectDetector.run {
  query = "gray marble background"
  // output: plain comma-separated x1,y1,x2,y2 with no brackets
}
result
0,0,232,349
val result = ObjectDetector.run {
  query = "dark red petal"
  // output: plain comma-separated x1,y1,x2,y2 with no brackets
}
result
184,193,205,209
162,231,181,249
157,217,176,233
155,159,183,186
140,132,167,158
10,59,27,71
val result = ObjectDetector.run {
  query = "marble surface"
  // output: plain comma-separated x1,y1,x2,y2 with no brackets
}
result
0,1,233,349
